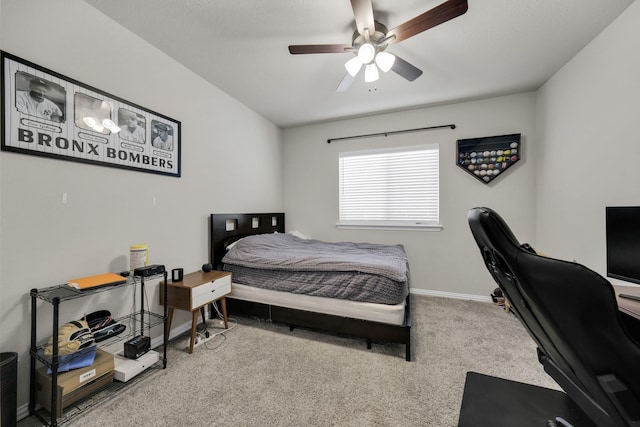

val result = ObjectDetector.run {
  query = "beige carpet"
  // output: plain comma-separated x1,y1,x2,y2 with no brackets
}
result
19,295,559,427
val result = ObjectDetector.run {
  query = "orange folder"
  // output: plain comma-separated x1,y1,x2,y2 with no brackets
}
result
68,273,127,290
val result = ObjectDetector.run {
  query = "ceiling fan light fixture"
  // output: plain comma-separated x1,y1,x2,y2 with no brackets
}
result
375,52,395,73
357,43,376,64
345,56,363,77
289,0,467,91
364,63,379,83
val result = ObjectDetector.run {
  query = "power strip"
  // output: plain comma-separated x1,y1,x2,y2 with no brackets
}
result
191,319,231,350
192,333,213,349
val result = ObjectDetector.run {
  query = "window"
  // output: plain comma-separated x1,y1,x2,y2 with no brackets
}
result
338,144,441,230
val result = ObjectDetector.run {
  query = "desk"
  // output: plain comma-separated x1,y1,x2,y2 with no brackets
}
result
160,270,231,353
613,284,640,321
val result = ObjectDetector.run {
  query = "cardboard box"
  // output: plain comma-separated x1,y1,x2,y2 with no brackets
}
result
37,371,114,415
36,348,114,415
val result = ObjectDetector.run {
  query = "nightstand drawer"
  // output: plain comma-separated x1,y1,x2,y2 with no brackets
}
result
191,274,231,308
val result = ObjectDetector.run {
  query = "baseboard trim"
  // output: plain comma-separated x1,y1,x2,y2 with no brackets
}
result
17,405,29,423
410,288,492,303
151,321,192,349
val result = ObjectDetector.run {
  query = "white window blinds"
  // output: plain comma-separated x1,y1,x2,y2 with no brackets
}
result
338,144,440,229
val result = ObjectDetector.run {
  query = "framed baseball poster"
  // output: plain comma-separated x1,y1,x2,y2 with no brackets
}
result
1,51,181,177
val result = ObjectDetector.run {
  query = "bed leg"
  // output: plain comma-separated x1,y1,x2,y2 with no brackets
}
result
405,338,411,361
366,338,372,350
289,324,295,331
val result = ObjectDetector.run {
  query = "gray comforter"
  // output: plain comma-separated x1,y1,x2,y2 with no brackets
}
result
222,233,409,305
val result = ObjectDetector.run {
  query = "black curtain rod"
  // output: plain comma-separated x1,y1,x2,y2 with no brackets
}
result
326,124,456,143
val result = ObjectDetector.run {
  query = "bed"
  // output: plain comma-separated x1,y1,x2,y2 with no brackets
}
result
209,213,412,361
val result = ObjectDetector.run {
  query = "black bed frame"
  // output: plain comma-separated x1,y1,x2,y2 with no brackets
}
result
209,213,412,361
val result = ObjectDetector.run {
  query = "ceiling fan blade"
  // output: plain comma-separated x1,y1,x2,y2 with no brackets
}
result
350,0,375,36
289,44,352,54
391,56,423,82
336,73,355,92
387,0,468,44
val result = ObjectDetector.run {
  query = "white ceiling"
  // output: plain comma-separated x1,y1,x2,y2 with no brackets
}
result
84,0,634,129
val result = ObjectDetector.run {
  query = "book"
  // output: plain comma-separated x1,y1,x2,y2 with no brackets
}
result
67,273,127,290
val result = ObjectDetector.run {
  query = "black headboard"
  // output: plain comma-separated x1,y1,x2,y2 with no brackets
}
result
209,213,285,270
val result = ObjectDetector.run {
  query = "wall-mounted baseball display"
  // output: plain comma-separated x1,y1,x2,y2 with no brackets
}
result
456,134,521,184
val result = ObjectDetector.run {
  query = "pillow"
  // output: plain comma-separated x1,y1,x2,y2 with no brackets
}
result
225,237,244,251
288,230,311,240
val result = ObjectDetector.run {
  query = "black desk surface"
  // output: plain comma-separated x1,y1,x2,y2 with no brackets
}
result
613,284,640,321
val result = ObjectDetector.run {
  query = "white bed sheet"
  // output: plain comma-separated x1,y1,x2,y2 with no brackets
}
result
228,282,406,326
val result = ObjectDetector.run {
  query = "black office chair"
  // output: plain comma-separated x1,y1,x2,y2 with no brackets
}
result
466,207,640,427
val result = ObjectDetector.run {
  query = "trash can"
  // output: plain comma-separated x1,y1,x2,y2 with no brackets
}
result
0,352,17,427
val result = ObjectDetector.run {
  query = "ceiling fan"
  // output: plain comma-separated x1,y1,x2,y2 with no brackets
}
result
288,0,468,91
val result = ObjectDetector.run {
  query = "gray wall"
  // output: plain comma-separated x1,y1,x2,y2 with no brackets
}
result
535,0,640,280
0,0,283,411
283,93,537,298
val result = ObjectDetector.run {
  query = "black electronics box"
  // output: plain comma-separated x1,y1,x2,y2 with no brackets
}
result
124,335,151,359
133,264,165,278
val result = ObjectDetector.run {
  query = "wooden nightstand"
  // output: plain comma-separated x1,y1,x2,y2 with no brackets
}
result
160,270,231,353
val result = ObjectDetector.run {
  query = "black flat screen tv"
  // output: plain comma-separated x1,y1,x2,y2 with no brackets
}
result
606,206,640,284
